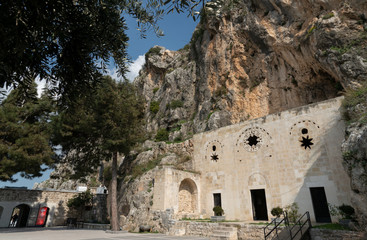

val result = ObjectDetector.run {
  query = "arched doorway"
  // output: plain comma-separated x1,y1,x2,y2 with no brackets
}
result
9,204,31,227
178,178,198,214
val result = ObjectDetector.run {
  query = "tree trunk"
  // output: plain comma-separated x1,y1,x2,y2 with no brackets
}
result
110,152,119,231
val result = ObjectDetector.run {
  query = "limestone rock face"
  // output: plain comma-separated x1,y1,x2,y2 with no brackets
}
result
36,0,367,232
342,124,367,231
117,140,194,232
135,0,367,141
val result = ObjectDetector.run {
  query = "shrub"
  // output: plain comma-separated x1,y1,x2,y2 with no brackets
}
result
150,101,160,114
145,47,162,58
155,128,169,142
285,203,300,224
271,207,283,218
338,204,355,219
67,190,93,211
323,12,335,20
342,81,367,124
153,87,159,94
213,206,224,216
131,155,164,179
168,100,184,109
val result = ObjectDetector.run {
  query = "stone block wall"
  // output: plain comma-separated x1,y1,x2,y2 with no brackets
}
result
0,188,107,227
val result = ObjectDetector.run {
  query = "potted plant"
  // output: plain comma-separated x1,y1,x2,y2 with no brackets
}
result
211,206,225,221
271,207,283,223
338,204,355,227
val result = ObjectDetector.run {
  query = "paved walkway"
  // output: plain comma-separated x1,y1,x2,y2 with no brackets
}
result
0,227,209,240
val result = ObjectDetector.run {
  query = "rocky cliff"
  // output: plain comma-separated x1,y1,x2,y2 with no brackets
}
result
36,0,367,232
135,0,367,141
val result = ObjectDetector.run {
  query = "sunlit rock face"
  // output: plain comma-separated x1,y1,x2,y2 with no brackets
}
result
135,0,367,141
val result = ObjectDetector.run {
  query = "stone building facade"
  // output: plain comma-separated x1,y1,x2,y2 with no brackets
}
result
152,97,353,223
0,188,107,228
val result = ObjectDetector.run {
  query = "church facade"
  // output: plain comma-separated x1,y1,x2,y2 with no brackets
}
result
152,97,353,223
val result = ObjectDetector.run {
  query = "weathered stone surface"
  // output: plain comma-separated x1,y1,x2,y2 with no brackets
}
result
342,124,367,231
135,0,367,142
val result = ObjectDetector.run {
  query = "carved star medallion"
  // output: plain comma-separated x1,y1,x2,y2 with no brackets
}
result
300,136,314,149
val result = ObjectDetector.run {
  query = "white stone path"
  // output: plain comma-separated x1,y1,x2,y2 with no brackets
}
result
0,228,209,240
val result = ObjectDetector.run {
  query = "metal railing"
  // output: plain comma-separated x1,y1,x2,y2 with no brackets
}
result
288,211,312,240
264,211,311,240
264,211,288,240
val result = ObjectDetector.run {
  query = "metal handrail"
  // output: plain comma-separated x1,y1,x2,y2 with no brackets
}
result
289,211,312,239
264,211,311,240
264,211,288,240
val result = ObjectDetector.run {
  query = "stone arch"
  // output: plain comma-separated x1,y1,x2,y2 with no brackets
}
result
10,204,30,227
178,178,198,214
248,173,268,188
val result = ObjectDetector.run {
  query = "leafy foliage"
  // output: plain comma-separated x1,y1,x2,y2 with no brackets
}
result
52,76,145,178
167,100,184,109
343,81,367,124
284,203,300,224
0,81,54,181
271,207,283,218
213,206,224,216
150,101,160,114
131,154,164,179
145,47,162,58
155,128,169,142
0,0,167,102
67,190,93,209
338,204,355,220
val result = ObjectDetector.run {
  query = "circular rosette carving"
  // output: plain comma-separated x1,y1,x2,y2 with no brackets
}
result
289,120,320,150
205,140,224,162
236,127,271,152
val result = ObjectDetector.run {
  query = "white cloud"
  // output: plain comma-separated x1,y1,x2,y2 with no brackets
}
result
126,55,146,81
106,55,145,82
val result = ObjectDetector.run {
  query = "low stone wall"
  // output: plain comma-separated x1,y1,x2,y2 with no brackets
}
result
168,221,265,240
168,221,217,237
168,221,367,240
310,228,366,240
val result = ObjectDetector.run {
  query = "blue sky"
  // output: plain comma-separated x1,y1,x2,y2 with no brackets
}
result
109,11,198,81
0,11,198,190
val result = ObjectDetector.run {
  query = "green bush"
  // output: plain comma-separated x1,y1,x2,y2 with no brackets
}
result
153,87,159,94
67,190,93,209
131,155,164,179
150,101,160,114
285,203,300,224
343,81,367,124
338,204,355,219
271,207,283,218
145,47,162,58
168,100,184,109
323,12,335,20
213,206,224,216
155,128,169,142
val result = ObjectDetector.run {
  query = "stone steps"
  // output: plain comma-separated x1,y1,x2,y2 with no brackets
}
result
210,226,237,240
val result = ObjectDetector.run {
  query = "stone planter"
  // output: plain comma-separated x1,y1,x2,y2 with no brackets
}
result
211,216,225,222
339,219,351,228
